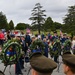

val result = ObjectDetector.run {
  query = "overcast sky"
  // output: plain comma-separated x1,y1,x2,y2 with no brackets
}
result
0,0,75,26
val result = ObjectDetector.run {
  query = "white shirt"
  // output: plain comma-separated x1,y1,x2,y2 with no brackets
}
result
72,40,75,49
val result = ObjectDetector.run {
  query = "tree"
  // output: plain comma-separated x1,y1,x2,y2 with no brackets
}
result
63,5,75,25
9,20,14,30
15,23,30,30
0,11,8,30
43,17,54,31
53,22,62,30
63,5,75,34
29,3,46,34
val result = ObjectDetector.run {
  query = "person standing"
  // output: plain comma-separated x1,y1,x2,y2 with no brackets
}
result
15,35,23,75
21,36,28,55
25,32,31,46
43,38,49,57
52,31,58,41
7,31,11,40
71,36,75,54
0,30,5,47
20,36,28,69
62,52,75,75
60,33,68,44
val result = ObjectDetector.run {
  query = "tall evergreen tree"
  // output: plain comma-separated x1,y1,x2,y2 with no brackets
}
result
43,17,54,31
0,11,8,29
63,5,75,34
63,5,75,25
53,22,62,30
29,3,46,34
9,20,14,30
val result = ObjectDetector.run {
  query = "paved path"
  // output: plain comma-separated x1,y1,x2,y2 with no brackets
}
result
0,55,65,75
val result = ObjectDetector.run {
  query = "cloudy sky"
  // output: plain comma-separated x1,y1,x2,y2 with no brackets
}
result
0,0,75,26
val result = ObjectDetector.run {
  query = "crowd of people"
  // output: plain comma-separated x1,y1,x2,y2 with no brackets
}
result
0,29,75,75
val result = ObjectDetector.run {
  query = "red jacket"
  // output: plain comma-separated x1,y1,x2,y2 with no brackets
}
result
0,33,5,40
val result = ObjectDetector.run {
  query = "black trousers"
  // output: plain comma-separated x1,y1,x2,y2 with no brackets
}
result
54,56,58,63
15,56,24,74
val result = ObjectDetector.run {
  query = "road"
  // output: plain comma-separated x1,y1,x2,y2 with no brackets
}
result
0,55,65,75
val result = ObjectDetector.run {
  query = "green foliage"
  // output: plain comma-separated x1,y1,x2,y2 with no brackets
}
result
15,23,30,30
49,39,61,57
62,39,71,53
43,17,54,31
0,11,8,30
30,39,45,50
63,5,75,35
9,20,14,30
29,39,45,55
30,25,38,31
63,5,75,25
1,39,22,65
43,17,62,31
29,3,46,34
53,22,62,30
